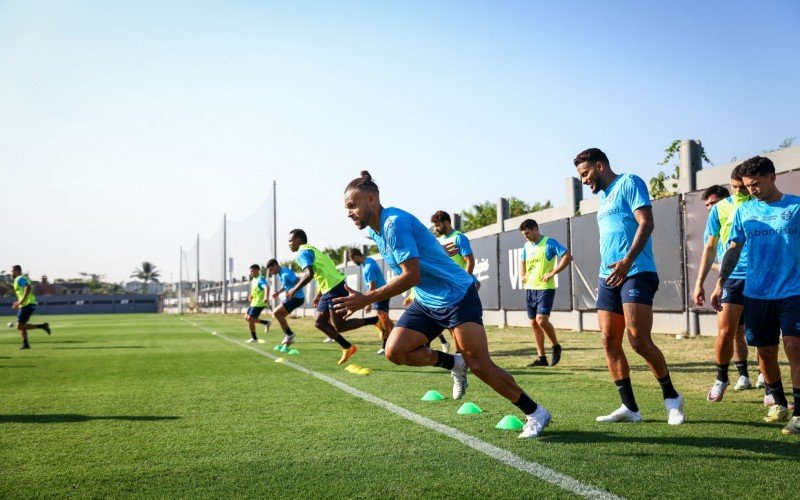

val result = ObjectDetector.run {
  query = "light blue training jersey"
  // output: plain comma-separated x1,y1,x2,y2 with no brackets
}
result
361,257,386,288
368,207,475,309
277,267,304,299
729,194,800,299
703,197,748,280
596,174,657,278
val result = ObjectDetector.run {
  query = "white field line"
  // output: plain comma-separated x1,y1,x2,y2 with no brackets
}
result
186,320,622,500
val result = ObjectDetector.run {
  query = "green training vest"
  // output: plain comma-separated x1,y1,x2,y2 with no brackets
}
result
250,276,267,307
523,236,557,291
438,230,468,269
298,244,345,294
13,276,37,307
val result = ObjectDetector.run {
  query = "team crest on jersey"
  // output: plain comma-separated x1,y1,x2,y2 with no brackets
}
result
782,209,793,221
628,289,640,297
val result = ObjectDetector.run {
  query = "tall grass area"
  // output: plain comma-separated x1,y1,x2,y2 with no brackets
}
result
1,313,797,499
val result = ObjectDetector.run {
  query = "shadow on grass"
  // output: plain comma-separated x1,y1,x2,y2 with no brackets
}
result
543,430,800,459
46,340,87,344
0,414,181,424
52,346,151,350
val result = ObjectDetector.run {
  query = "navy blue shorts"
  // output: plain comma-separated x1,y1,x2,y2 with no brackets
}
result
743,295,800,347
16,304,36,324
596,272,659,315
720,279,745,306
526,289,555,319
246,306,265,318
373,299,390,312
282,297,305,313
396,285,483,341
317,281,348,312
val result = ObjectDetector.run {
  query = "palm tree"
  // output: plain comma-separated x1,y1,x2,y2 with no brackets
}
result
131,262,161,293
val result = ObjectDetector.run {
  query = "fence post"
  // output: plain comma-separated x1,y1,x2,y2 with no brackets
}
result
566,177,583,216
497,198,509,231
678,140,702,193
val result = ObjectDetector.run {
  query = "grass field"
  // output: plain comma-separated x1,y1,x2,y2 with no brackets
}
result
2,313,798,499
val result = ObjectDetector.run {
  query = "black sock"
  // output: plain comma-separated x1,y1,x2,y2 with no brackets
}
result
250,331,257,340
438,334,448,344
334,335,351,349
614,378,639,413
765,377,772,396
734,361,749,378
658,372,680,400
716,364,729,384
433,351,456,370
793,388,800,417
513,392,538,415
767,381,788,407
259,319,270,325
364,316,379,325
381,339,387,349
282,327,294,336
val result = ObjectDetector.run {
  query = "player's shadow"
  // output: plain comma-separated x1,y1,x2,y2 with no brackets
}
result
53,346,150,350
46,340,87,344
543,430,800,459
0,414,181,424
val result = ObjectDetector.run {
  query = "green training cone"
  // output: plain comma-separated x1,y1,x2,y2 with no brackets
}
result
288,349,300,355
421,390,446,401
279,344,290,352
273,344,282,351
457,402,483,415
495,415,524,430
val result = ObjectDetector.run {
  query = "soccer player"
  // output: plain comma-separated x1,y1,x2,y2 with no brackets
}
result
702,184,730,210
348,248,394,354
244,264,271,343
286,229,380,364
574,148,684,425
710,156,800,435
518,219,572,367
335,171,552,438
694,172,754,402
266,259,304,346
10,265,50,349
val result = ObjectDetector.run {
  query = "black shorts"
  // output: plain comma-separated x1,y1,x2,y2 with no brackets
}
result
720,279,745,306
373,299,390,312
246,306,265,318
317,281,348,312
526,289,555,319
596,272,659,315
395,285,483,341
17,304,36,324
744,295,800,347
282,297,305,313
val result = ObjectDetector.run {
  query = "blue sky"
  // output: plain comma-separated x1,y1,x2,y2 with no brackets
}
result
1,1,798,283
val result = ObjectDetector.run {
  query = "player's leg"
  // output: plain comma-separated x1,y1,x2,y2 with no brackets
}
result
707,303,742,401
525,291,547,366
733,321,752,390
779,297,800,433
596,309,641,421
745,297,789,423
453,321,551,438
536,289,561,365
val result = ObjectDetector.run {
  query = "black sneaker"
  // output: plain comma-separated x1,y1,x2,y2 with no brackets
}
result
20,344,30,349
527,357,549,367
42,323,51,335
551,344,562,366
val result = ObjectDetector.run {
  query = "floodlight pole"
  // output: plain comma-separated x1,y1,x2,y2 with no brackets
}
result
223,213,228,314
195,233,200,310
272,180,277,258
178,246,183,315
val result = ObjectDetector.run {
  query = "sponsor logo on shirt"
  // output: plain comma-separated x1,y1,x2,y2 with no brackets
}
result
782,209,793,221
746,226,797,238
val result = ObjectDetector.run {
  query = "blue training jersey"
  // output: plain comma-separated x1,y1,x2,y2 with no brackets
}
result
361,257,386,289
729,194,800,300
596,174,657,278
368,207,475,309
278,267,304,299
703,198,747,279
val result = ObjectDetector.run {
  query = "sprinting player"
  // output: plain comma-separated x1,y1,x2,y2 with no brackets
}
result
286,229,380,364
10,265,50,349
266,259,304,346
348,248,394,354
694,172,754,402
244,264,271,343
710,156,800,434
335,171,552,438
518,219,573,367
574,148,684,425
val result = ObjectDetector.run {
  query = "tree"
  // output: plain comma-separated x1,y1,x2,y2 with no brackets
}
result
650,140,713,200
461,197,552,232
762,136,797,154
79,272,105,293
130,262,161,293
